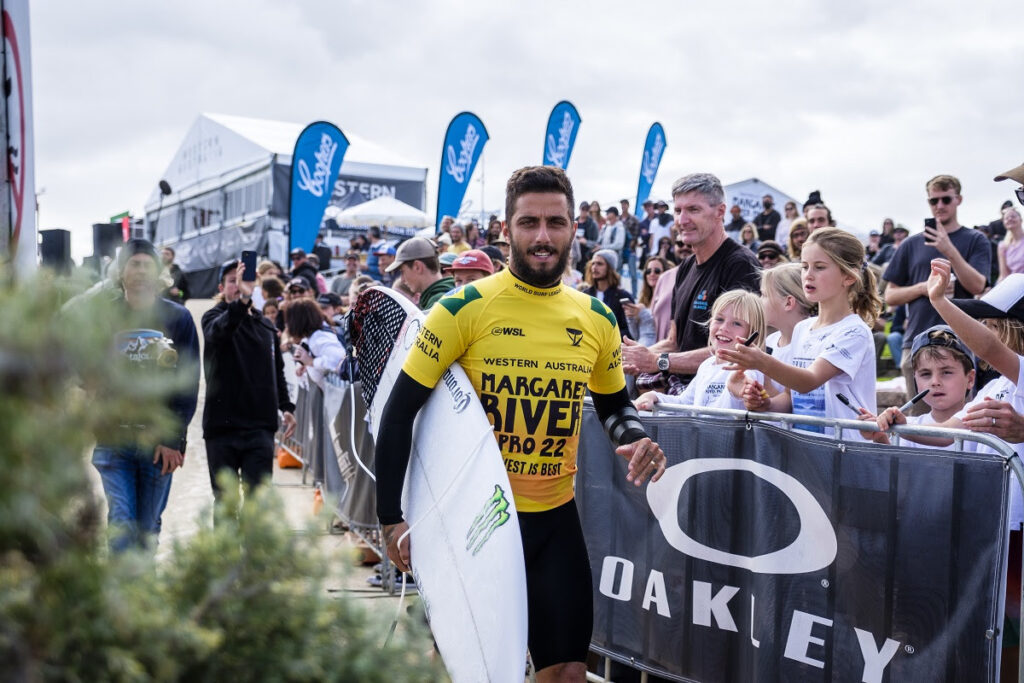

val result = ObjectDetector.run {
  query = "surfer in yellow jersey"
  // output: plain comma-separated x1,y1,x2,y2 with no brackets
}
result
375,166,666,682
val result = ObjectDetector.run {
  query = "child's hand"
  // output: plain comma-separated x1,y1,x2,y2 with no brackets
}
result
634,391,659,411
926,258,952,302
718,344,764,372
857,408,889,444
741,378,771,411
876,406,907,432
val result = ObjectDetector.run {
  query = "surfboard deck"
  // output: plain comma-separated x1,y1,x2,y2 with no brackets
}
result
352,286,528,682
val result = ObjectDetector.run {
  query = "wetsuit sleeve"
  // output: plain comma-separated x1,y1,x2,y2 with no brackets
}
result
591,387,647,446
375,370,433,525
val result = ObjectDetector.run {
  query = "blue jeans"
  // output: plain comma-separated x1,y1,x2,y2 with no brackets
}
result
887,331,904,362
92,446,173,553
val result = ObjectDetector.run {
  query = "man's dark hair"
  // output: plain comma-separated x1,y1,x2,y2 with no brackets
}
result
262,276,284,299
606,206,620,217
408,256,440,274
505,166,575,224
283,298,327,340
369,226,381,239
162,246,175,257
807,203,835,226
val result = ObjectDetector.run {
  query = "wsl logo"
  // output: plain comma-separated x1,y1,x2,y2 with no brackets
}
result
646,459,837,574
296,133,338,198
446,123,481,184
546,112,575,168
641,131,665,184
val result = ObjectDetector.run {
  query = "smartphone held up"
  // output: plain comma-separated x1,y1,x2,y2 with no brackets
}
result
241,250,258,282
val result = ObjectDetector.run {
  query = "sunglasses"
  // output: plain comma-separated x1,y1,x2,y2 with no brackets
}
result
674,241,686,247
758,253,780,261
645,267,663,275
927,196,955,206
1016,187,1024,205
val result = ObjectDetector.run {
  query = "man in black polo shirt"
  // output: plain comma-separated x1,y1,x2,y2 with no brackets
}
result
622,173,761,388
202,259,296,505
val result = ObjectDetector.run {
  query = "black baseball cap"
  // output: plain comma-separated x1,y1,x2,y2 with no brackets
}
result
317,292,343,307
287,277,309,291
909,324,974,364
219,259,239,282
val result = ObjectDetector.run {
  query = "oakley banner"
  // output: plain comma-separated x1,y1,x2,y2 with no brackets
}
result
576,411,1011,682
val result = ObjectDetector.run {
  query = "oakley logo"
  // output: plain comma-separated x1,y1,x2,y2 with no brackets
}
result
566,327,583,347
647,459,837,574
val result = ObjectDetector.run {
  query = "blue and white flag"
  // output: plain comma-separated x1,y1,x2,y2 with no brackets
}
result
542,100,581,169
436,112,488,227
635,122,666,209
289,121,348,253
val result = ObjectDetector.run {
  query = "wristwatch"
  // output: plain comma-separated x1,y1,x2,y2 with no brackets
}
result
657,353,670,372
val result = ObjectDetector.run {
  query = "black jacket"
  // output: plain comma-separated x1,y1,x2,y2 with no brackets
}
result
583,285,634,340
291,261,319,291
202,299,294,437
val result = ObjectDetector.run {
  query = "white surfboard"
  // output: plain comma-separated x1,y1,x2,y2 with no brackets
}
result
352,286,529,682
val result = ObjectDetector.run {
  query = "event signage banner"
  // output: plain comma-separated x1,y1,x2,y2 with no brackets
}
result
635,122,666,209
542,100,581,169
436,111,488,226
289,121,348,254
3,0,35,277
576,410,1010,682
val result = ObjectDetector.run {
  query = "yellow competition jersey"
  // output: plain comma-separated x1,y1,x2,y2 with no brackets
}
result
402,268,626,512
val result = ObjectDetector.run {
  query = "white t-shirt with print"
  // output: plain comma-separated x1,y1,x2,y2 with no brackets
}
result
788,314,877,441
657,355,763,411
956,355,1024,527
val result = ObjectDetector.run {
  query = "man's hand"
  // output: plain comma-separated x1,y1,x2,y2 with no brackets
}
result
617,437,666,486
281,411,296,440
927,223,955,259
383,521,411,572
622,337,657,374
153,445,184,475
926,258,952,303
963,398,1024,443
237,263,255,300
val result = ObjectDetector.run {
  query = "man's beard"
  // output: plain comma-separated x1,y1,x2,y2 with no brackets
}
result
509,241,569,288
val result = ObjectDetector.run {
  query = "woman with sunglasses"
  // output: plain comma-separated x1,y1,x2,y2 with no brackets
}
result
624,256,671,347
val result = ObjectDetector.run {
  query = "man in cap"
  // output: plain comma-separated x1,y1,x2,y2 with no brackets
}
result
288,248,319,292
756,240,787,269
648,200,674,255
995,162,1024,209
285,277,313,301
317,292,345,325
92,239,200,552
313,233,333,272
375,243,398,287
480,244,506,273
448,248,495,288
330,251,362,301
386,237,455,310
202,259,295,509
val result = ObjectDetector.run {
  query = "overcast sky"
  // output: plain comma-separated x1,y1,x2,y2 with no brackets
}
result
31,1,1024,259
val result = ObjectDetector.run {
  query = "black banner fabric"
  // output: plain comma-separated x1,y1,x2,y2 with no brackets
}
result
576,411,1011,682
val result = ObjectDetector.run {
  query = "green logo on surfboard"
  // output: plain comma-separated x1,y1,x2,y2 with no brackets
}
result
466,485,510,555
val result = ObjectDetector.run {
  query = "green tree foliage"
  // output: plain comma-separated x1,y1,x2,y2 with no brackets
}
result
0,272,442,681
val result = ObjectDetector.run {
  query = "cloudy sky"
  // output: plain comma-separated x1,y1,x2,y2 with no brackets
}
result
31,1,1023,259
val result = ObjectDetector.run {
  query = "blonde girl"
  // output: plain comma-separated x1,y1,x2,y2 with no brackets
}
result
635,289,765,411
719,228,882,440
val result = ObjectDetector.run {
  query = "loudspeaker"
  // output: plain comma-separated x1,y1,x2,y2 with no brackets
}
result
40,229,71,273
92,222,123,260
